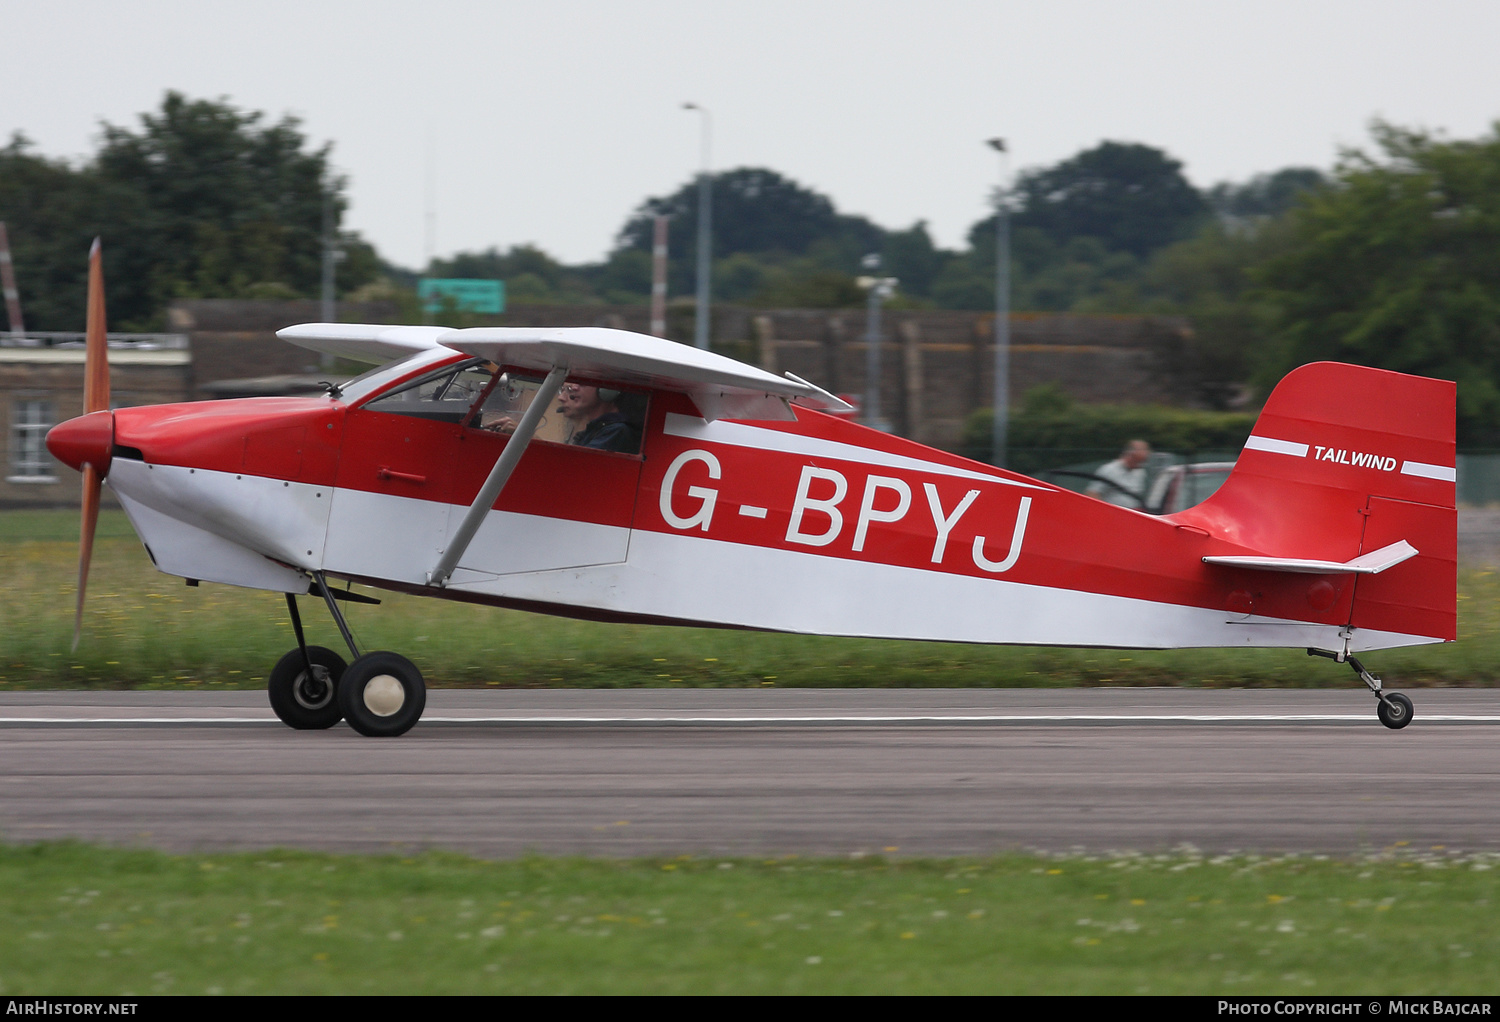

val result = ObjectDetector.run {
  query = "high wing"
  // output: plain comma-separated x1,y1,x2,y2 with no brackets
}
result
278,323,454,364
440,326,850,421
278,322,853,422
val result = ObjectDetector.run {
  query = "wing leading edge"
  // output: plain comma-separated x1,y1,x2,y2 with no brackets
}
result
278,323,454,364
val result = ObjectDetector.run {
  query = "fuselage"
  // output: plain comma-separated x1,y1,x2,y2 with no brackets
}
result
71,348,1452,653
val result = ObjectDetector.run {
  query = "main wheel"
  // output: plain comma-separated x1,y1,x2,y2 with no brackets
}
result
268,646,347,730
338,652,426,737
1377,692,1414,730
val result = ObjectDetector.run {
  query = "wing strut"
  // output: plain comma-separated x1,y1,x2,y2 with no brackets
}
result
428,366,569,587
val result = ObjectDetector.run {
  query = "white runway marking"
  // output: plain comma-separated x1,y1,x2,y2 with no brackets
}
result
3,713,1500,727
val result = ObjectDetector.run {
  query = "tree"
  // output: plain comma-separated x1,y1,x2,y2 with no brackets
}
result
96,92,377,324
882,221,942,297
0,133,114,330
424,244,634,306
1126,223,1280,408
1208,167,1326,223
1008,141,1209,260
1256,123,1500,444
942,141,1210,313
615,167,887,298
619,167,838,257
0,93,375,330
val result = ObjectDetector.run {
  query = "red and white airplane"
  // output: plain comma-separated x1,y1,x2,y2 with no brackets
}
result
46,245,1455,736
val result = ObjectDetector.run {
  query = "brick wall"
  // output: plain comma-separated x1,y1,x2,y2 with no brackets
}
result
493,304,1191,449
749,310,1190,449
168,300,399,398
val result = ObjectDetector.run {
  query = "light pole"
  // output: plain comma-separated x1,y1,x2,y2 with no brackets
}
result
321,193,337,324
320,189,345,371
858,253,898,432
987,137,1010,469
683,102,712,350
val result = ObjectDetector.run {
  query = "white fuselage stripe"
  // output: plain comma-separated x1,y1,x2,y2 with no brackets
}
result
1401,460,1457,482
663,413,1044,488
439,520,1441,653
1246,436,1456,483
1244,435,1309,458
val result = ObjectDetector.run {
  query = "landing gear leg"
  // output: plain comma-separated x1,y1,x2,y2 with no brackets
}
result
311,571,361,662
1307,648,1414,730
311,571,426,738
267,574,427,737
268,592,348,730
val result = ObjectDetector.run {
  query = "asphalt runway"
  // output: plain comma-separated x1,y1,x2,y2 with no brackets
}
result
2,688,1498,858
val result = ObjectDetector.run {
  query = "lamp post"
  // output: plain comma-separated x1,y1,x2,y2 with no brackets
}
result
682,102,712,350
649,214,669,337
858,253,898,432
987,137,1010,468
321,193,337,324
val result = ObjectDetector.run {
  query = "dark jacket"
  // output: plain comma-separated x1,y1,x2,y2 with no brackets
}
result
573,412,640,453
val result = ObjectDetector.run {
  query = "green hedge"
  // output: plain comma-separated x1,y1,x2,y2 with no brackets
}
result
960,385,1259,475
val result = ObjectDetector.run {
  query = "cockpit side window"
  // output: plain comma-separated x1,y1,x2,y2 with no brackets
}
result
363,359,492,423
365,359,649,455
467,374,648,455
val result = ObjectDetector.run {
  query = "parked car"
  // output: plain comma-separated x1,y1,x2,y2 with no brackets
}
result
1040,457,1236,515
1146,461,1235,515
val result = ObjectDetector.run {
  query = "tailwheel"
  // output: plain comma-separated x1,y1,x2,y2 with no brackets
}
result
339,652,426,737
268,646,347,730
1307,649,1415,731
1377,692,1414,730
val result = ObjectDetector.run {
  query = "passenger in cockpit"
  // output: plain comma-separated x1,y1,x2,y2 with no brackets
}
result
557,384,641,454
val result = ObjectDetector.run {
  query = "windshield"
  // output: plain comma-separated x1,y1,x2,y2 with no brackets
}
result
336,348,469,405
363,357,491,420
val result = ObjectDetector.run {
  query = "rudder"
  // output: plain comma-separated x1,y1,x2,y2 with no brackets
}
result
1175,362,1456,644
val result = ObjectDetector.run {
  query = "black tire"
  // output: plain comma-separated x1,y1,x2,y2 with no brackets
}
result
1377,692,1414,730
268,646,347,730
338,652,426,737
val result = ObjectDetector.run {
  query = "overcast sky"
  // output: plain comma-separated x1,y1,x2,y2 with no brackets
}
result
6,0,1499,269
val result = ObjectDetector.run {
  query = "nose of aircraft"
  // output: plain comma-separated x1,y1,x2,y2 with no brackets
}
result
46,410,115,477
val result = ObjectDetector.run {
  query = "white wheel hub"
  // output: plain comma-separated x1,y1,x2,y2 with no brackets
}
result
363,675,406,717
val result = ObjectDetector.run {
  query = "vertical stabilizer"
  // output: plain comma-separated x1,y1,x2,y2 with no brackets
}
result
1174,362,1456,642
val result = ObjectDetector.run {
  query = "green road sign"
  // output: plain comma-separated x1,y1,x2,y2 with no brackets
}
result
419,278,505,314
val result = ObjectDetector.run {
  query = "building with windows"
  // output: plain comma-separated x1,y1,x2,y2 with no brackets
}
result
1,332,190,506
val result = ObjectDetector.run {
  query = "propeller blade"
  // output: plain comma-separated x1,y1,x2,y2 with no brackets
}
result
84,237,109,414
73,464,101,652
73,238,109,650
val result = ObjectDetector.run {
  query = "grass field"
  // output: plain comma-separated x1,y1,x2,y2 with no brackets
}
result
1,843,1496,995
3,509,1497,690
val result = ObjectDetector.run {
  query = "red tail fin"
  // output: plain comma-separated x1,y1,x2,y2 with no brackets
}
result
1176,362,1456,642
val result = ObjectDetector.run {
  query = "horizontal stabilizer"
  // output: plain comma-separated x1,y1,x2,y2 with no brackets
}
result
1203,540,1418,575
